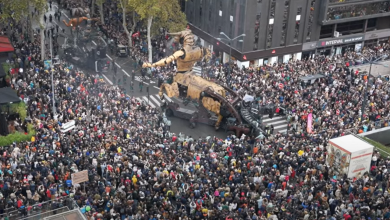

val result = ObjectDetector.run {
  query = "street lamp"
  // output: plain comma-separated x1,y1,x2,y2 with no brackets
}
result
216,32,245,65
49,29,56,120
360,54,388,122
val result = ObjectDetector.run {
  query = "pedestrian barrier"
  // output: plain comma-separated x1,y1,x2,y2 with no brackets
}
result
5,196,76,220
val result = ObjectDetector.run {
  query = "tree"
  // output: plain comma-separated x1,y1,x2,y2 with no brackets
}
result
0,0,47,60
129,0,187,62
118,0,138,47
96,0,106,24
0,0,46,39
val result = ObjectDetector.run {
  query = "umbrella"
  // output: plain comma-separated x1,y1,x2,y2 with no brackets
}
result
243,94,254,102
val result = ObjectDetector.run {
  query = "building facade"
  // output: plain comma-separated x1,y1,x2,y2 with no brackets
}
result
183,0,390,67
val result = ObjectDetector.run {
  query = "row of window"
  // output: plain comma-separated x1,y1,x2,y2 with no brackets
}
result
326,1,390,21
254,0,313,50
319,18,377,39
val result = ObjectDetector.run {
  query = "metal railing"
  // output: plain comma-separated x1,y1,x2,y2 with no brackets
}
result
5,196,77,220
10,207,70,220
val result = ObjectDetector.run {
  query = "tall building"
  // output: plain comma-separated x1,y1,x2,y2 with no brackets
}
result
183,0,390,68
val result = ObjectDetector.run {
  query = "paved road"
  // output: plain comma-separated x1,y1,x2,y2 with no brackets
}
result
46,3,290,137
44,3,159,98
350,60,390,76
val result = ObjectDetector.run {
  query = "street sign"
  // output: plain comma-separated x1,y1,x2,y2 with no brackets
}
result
278,83,284,89
71,170,89,185
210,152,217,158
336,109,340,115
61,120,75,133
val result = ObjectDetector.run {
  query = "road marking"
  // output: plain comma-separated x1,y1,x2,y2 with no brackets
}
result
153,86,159,89
102,74,113,85
58,8,70,20
163,94,172,102
52,21,63,30
106,54,113,60
150,95,161,107
115,63,121,68
278,129,287,133
142,96,156,108
122,69,130,77
263,116,285,122
92,41,97,45
273,124,288,129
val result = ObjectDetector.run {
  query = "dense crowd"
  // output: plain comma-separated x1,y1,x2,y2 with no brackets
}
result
3,1,390,220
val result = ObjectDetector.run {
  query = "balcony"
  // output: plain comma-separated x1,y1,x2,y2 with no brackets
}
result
322,0,390,24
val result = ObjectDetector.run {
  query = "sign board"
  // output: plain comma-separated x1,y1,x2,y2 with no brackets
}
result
364,30,390,40
71,170,89,185
61,120,75,133
317,35,365,48
278,83,284,89
326,135,373,178
44,60,52,70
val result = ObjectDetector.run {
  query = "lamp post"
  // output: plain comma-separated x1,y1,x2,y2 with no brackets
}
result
360,55,388,122
49,29,56,120
217,32,245,65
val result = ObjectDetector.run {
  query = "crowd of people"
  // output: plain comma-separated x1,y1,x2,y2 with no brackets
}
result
3,1,390,220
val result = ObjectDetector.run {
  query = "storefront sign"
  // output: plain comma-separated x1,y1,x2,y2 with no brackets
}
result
317,35,365,47
365,30,390,40
71,170,89,185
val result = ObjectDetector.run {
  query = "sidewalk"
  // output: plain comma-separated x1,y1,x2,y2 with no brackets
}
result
350,60,390,76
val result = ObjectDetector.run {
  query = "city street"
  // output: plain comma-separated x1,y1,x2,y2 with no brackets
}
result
48,3,159,98
43,2,290,138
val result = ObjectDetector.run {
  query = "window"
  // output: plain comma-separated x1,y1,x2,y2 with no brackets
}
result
189,11,193,23
230,22,233,37
367,18,377,31
267,0,276,48
319,24,333,39
254,14,260,50
336,20,364,36
280,0,290,46
254,0,262,50
306,0,316,41
327,1,390,21
293,7,302,43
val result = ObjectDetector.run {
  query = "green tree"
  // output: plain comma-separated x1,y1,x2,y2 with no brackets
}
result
129,0,187,62
0,0,47,41
96,0,106,24
0,0,47,60
118,0,139,47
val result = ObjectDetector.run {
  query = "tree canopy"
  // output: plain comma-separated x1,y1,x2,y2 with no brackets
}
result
129,0,187,35
0,0,47,23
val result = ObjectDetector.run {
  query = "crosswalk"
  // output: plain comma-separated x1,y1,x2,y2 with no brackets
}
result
136,94,289,133
135,94,173,108
134,76,156,84
261,115,288,134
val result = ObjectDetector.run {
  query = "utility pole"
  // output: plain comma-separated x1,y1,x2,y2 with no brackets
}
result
49,29,56,120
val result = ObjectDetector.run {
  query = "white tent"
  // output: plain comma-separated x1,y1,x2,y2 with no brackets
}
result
326,135,374,179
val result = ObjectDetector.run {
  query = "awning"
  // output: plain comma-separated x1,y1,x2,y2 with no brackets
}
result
0,87,20,105
0,36,14,53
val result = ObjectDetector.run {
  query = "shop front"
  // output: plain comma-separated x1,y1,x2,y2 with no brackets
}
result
302,35,365,57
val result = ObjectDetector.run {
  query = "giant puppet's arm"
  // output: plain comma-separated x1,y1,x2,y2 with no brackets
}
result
142,50,185,68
